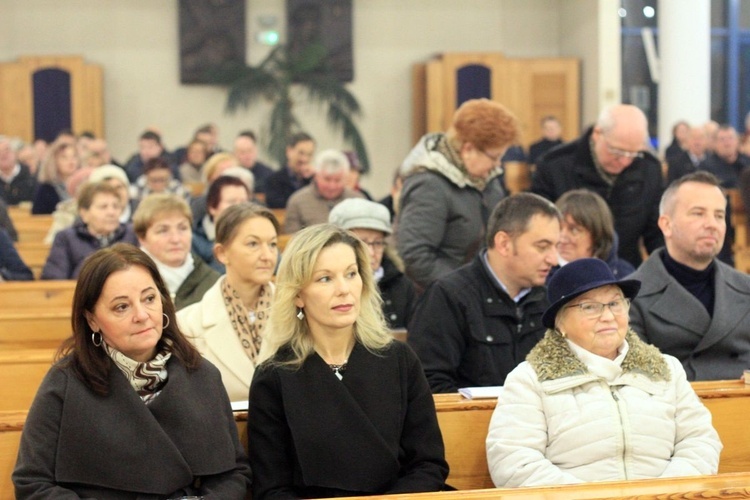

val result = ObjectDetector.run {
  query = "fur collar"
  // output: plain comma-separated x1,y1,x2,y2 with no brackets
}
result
401,133,500,191
527,329,671,382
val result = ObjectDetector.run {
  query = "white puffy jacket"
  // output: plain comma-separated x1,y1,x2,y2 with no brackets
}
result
486,331,722,487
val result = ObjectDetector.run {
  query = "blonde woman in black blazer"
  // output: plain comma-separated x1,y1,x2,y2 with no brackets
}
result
248,224,449,499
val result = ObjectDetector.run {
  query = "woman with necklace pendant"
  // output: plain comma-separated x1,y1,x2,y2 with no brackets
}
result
248,224,449,499
178,202,280,401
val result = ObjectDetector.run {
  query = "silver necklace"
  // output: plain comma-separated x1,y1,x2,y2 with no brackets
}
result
328,360,348,380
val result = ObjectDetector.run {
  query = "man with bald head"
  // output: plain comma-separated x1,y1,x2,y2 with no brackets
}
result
532,104,664,266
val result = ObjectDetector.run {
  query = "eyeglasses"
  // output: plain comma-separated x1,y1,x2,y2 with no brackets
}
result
362,240,386,251
480,149,503,166
565,298,630,318
603,138,644,160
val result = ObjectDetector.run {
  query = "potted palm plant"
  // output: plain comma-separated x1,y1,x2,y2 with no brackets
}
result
214,43,369,171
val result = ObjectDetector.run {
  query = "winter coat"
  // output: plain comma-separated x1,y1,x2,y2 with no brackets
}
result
177,277,273,402
396,133,505,290
486,331,722,488
13,356,251,499
531,127,664,267
41,220,138,279
173,255,221,311
407,253,548,393
629,248,750,380
379,254,417,329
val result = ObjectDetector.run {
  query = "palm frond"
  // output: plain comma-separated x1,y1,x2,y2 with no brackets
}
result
326,102,369,173
301,74,361,116
268,96,299,166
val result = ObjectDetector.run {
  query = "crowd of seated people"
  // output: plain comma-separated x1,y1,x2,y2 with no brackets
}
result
6,99,750,497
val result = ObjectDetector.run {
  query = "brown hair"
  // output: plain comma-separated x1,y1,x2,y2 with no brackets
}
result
555,189,615,260
486,193,561,248
77,181,120,210
447,98,520,151
215,202,280,246
132,193,193,239
57,244,202,396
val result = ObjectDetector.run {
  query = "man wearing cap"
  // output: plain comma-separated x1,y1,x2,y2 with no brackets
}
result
408,193,561,393
629,171,750,380
329,198,416,329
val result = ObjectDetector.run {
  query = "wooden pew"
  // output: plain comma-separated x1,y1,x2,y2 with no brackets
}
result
2,382,750,499
0,308,70,349
0,349,55,411
13,215,53,244
14,242,51,278
270,208,286,230
337,473,750,499
0,280,75,309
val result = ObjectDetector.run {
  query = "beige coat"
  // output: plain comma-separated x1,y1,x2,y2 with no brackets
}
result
177,277,272,402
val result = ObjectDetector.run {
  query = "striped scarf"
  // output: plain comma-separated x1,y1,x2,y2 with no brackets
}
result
104,342,172,404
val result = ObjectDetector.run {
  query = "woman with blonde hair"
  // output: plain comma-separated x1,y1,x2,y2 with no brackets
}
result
32,139,81,214
178,203,279,401
248,224,448,499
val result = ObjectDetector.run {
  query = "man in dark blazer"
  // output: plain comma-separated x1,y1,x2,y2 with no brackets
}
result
532,104,664,267
629,171,750,381
408,193,561,393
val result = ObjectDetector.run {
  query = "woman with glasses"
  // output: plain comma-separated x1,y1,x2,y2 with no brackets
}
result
486,258,721,488
397,98,518,291
329,198,416,329
549,189,634,281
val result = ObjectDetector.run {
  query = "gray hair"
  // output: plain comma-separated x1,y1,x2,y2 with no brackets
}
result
314,149,350,175
221,166,255,193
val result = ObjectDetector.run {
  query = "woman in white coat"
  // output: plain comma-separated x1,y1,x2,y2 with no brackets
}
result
486,258,722,488
178,203,280,401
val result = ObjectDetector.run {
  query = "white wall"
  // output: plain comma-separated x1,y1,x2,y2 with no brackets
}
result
2,0,603,197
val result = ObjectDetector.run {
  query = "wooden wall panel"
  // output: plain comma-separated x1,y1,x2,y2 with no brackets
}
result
413,52,580,150
0,56,103,142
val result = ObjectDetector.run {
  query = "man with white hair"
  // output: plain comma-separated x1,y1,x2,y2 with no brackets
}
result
0,136,37,205
283,149,364,233
532,104,664,267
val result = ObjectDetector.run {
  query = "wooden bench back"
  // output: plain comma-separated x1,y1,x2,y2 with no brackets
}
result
2,382,750,499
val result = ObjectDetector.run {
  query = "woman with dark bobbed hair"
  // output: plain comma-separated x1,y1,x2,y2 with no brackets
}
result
550,188,634,280
13,244,251,499
397,98,519,290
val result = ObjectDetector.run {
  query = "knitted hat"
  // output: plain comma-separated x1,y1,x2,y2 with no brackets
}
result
89,164,129,186
328,198,392,235
542,258,641,329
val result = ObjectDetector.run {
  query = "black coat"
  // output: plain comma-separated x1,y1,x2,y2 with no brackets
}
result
379,254,417,329
407,254,548,393
264,166,311,209
531,126,664,267
667,150,701,184
247,341,448,499
13,357,252,499
0,163,37,205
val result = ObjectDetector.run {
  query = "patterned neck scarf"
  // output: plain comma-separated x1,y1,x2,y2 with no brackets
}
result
221,277,272,364
103,342,172,405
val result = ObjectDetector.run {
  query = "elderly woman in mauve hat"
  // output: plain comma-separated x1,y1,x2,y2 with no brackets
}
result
486,258,721,488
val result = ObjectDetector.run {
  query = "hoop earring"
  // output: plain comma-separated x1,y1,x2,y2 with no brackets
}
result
163,313,170,329
296,308,305,321
91,331,102,347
